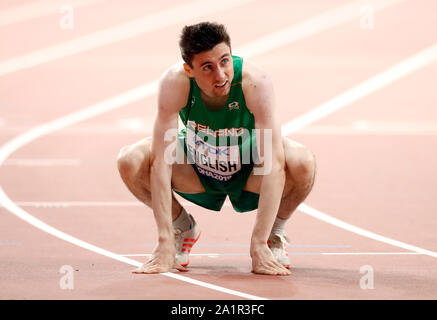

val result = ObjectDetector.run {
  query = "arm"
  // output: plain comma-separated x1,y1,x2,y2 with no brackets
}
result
133,67,189,273
243,63,290,275
150,71,187,243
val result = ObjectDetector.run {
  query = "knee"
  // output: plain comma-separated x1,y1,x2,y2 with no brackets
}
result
298,147,316,179
116,145,134,179
116,144,149,181
284,140,316,183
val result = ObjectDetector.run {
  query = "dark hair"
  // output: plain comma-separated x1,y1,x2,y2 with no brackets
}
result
179,22,231,67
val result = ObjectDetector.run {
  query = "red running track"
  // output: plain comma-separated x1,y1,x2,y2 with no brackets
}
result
1,0,437,300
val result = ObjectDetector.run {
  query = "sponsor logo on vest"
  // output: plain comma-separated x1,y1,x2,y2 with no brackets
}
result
186,132,241,182
187,120,245,137
228,101,240,110
162,128,273,177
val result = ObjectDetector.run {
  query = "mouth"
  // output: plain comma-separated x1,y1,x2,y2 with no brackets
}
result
215,80,228,88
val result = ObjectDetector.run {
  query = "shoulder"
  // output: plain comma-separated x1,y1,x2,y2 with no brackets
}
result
241,59,275,114
158,62,191,113
242,59,273,90
160,62,190,88
159,62,191,98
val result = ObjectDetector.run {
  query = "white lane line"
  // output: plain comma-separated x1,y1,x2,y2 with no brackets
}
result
121,252,423,257
298,204,437,258
8,201,145,208
0,0,105,27
279,42,437,259
0,0,406,160
0,81,159,156
7,201,221,208
6,121,437,136
3,159,81,166
281,42,437,134
0,117,155,135
142,243,351,248
295,122,437,135
236,0,406,58
0,1,413,299
0,0,255,77
0,127,153,135
311,252,422,256
0,192,264,300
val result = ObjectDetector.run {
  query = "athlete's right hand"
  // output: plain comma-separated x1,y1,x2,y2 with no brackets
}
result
131,241,187,274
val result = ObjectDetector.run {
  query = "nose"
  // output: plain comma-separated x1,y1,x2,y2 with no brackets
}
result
215,66,226,82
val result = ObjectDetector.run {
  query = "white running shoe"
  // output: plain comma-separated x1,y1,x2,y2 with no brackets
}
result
267,233,291,269
174,214,201,267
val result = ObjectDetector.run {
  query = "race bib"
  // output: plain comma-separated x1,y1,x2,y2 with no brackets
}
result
186,131,241,182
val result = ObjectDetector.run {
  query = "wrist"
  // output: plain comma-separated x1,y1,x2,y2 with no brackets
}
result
158,231,174,244
250,236,268,248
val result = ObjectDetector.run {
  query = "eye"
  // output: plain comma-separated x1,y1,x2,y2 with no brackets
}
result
221,58,229,64
202,64,212,71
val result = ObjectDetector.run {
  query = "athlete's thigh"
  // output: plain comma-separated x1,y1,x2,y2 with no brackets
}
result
171,139,205,193
132,136,205,193
242,136,300,194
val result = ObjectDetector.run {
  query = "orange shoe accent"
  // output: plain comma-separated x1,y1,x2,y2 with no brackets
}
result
185,232,201,243
177,232,200,267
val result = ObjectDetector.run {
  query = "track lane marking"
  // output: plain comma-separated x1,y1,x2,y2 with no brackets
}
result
3,159,81,166
0,0,256,77
5,200,226,207
281,42,437,134
0,0,105,27
0,192,265,300
280,43,437,258
121,252,424,257
293,122,437,135
236,0,406,58
298,204,437,258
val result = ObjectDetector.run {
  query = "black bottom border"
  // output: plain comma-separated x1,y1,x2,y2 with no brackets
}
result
1,300,435,318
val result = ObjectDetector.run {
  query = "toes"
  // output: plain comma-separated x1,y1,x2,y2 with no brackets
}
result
173,263,188,272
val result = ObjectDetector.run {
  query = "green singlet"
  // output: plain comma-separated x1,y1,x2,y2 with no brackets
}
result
175,56,260,212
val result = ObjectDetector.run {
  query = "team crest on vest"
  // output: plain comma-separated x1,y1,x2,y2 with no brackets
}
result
228,101,240,110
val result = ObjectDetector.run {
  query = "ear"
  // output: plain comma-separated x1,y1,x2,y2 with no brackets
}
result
183,63,194,78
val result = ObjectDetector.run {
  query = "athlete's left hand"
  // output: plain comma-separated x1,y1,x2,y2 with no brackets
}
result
250,243,291,276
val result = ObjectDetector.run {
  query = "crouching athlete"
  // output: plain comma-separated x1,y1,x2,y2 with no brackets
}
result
117,22,316,276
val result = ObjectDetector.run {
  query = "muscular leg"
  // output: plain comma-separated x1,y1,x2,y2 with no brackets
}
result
277,138,316,219
243,137,316,219
116,137,205,220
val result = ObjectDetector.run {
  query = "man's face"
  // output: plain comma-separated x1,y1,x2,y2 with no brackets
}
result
184,42,234,99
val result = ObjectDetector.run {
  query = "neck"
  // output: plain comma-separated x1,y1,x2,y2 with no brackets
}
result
200,91,229,110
